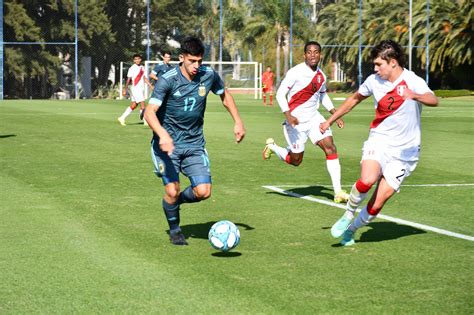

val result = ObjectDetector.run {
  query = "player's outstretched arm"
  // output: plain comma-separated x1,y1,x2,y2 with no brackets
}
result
321,93,344,129
402,89,439,107
219,90,245,143
144,76,153,89
149,72,158,81
320,92,367,133
144,104,174,154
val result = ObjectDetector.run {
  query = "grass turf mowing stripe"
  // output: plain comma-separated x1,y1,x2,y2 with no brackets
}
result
262,185,474,242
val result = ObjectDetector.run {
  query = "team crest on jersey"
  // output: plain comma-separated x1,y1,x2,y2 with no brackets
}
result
317,74,322,84
158,162,165,174
397,85,407,96
199,85,206,97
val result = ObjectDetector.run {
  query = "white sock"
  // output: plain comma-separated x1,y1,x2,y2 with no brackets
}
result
268,143,289,161
120,106,133,120
349,206,376,232
347,183,368,213
326,158,342,194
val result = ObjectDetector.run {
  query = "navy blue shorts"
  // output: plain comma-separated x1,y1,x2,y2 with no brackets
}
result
151,140,212,186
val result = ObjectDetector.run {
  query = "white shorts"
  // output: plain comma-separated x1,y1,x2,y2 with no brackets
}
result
283,114,332,153
130,85,146,103
361,140,418,191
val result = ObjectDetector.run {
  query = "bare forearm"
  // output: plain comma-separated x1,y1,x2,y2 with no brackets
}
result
144,106,167,138
413,92,438,107
326,94,361,125
222,92,243,124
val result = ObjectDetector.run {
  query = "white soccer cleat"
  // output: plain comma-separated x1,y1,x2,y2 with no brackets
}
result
262,138,275,160
117,117,126,126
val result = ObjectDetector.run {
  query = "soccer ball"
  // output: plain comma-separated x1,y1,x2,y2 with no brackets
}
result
208,220,240,252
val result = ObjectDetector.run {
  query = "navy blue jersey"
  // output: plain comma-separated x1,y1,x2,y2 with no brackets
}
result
151,62,173,79
149,64,225,148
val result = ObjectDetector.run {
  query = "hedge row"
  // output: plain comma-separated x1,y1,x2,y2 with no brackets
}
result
433,90,472,98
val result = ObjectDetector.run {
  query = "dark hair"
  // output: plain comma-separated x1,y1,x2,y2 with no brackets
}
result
132,53,142,59
370,40,405,67
304,41,322,53
162,51,172,57
180,37,205,56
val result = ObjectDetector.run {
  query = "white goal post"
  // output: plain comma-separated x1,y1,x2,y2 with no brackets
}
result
144,60,261,99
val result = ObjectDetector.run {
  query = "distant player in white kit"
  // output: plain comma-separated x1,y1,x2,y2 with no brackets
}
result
118,54,153,126
263,41,349,203
320,40,439,246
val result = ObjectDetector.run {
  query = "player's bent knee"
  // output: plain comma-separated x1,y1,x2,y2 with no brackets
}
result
289,153,303,166
359,176,378,188
290,159,302,166
193,186,211,200
165,187,180,201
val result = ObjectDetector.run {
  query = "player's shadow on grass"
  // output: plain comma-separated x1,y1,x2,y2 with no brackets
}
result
0,134,16,139
267,185,334,201
180,221,255,240
331,221,426,247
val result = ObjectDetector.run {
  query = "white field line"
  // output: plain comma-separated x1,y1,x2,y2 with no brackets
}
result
262,185,474,242
274,183,474,188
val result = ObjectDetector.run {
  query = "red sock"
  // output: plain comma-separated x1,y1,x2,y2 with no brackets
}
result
263,95,266,105
367,201,381,215
355,179,372,193
269,95,273,105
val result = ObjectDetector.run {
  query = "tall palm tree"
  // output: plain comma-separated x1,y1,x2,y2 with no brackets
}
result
245,0,311,84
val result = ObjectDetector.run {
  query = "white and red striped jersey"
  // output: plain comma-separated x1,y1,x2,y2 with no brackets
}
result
276,63,334,123
127,64,145,88
359,69,433,160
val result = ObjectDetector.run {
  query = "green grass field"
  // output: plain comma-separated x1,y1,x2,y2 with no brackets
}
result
1,95,473,313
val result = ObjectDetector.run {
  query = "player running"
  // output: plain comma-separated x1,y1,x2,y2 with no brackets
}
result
149,51,173,82
320,40,438,246
118,54,153,126
263,41,349,203
262,66,274,106
144,37,246,246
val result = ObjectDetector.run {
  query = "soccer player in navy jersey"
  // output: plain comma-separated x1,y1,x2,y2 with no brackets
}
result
149,51,173,82
144,37,246,245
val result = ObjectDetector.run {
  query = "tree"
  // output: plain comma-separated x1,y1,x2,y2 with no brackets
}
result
246,0,311,84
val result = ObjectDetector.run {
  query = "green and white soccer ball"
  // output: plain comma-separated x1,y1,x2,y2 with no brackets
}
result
208,220,240,252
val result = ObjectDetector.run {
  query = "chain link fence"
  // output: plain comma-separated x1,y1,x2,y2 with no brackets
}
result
2,0,432,100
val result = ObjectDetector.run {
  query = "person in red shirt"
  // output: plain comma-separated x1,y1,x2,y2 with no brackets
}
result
262,66,274,106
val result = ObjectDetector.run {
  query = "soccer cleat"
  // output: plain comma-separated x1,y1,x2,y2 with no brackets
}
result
169,230,188,246
334,190,350,203
117,117,126,126
340,230,355,246
262,138,275,160
331,214,352,238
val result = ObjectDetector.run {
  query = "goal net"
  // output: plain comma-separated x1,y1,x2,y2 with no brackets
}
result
144,60,261,99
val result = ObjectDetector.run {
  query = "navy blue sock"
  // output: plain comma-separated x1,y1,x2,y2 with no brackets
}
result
162,199,180,232
177,186,198,205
